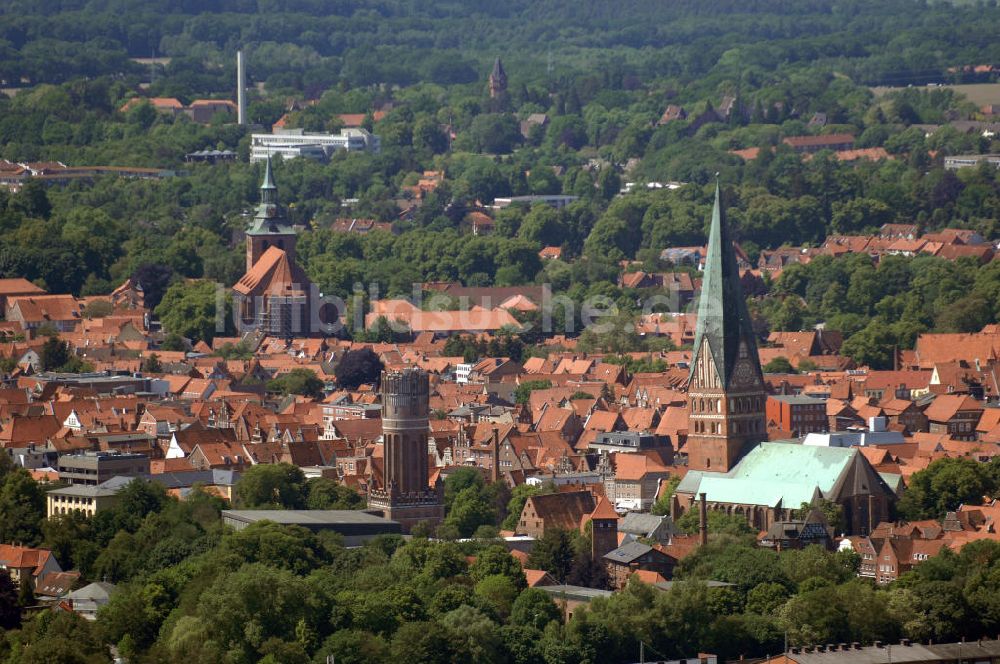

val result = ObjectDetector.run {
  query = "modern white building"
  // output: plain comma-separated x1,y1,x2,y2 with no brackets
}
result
455,363,473,384
802,416,905,447
250,127,381,162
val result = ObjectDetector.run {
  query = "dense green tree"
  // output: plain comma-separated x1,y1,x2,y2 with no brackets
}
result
39,335,71,371
897,457,996,520
528,528,578,583
141,353,162,373
445,486,498,538
12,610,108,664
334,348,384,389
389,620,458,664
155,280,227,344
471,544,528,589
651,475,681,516
510,587,562,631
762,356,795,374
234,463,309,510
0,569,19,629
217,521,332,575
267,368,324,398
305,477,364,510
0,468,45,546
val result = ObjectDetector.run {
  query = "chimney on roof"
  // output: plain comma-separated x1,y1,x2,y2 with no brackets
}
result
491,427,500,483
699,492,708,546
236,51,247,126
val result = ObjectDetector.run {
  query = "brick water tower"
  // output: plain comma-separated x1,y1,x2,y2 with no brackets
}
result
367,368,444,532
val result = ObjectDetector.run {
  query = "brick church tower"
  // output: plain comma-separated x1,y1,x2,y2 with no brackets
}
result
232,156,311,338
245,156,297,273
367,368,444,532
685,183,767,472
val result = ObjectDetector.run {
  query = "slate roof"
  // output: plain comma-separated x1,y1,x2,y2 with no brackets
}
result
619,512,677,537
604,540,654,564
66,581,116,602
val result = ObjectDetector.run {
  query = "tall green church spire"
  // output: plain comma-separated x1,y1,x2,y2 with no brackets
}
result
260,155,277,205
688,181,762,388
247,156,293,236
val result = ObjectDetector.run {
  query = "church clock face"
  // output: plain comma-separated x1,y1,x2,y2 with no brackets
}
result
732,360,755,387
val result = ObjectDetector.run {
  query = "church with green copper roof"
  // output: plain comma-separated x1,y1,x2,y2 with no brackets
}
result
673,183,896,536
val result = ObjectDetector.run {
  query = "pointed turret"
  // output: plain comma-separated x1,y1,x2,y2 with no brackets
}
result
245,157,296,271
689,182,762,389
489,56,508,99
685,181,767,472
259,155,277,205
247,156,293,236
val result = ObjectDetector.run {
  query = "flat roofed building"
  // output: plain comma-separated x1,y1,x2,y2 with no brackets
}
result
57,451,150,486
492,195,579,209
944,154,1000,170
250,128,380,162
776,638,1000,663
589,431,662,454
221,509,401,546
767,394,828,437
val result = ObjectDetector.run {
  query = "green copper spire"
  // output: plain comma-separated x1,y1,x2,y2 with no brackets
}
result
260,155,277,205
247,156,293,236
688,181,762,387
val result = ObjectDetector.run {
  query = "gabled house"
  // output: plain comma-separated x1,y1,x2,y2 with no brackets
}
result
618,512,681,546
758,509,833,550
604,541,677,589
187,440,248,471
605,452,673,512
874,537,948,584
923,394,983,441
517,490,596,538
879,398,929,433
7,295,83,333
0,544,61,589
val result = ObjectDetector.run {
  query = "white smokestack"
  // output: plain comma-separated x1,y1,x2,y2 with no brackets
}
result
237,50,247,126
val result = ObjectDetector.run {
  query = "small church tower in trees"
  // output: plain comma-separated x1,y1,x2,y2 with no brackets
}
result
488,56,508,99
